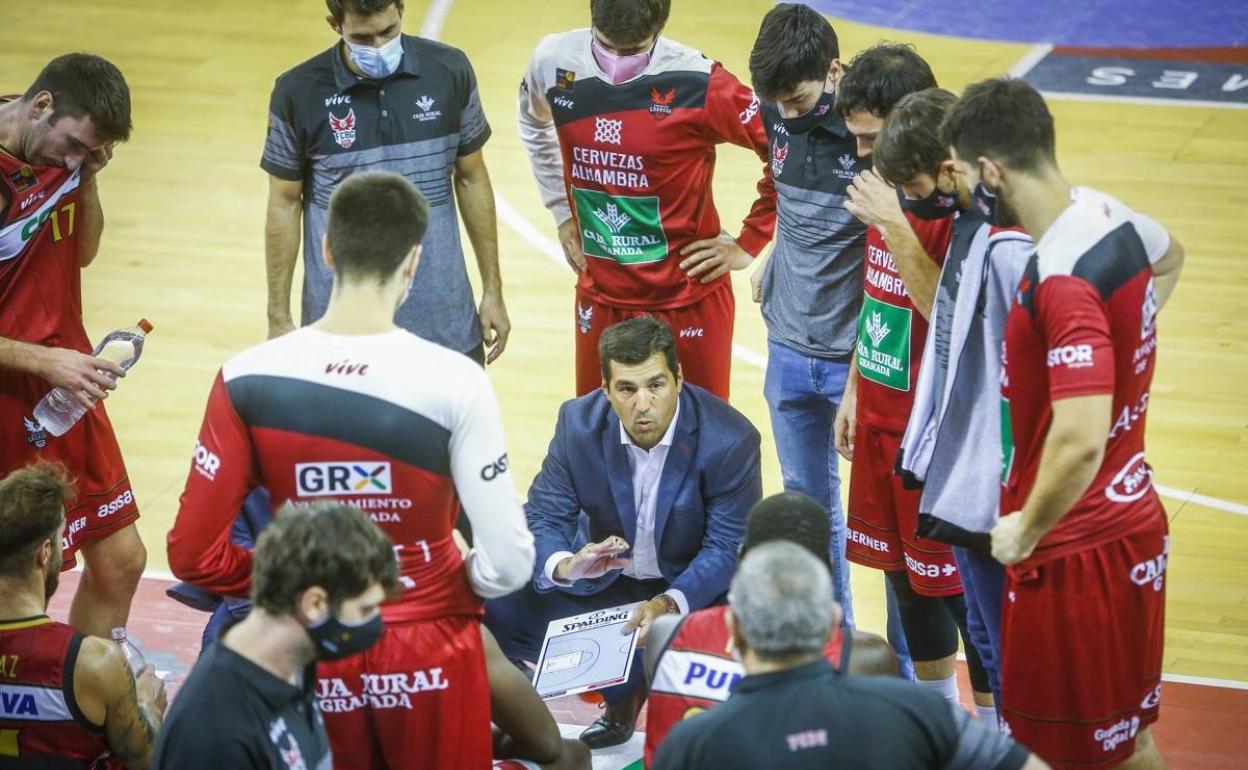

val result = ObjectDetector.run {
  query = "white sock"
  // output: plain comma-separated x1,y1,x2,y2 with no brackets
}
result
917,673,959,704
976,704,1000,729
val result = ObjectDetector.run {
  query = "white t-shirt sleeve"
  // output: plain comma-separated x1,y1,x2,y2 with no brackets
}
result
517,35,572,226
449,368,535,598
1128,209,1171,265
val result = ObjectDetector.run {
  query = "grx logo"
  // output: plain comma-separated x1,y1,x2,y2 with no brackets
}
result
296,462,392,496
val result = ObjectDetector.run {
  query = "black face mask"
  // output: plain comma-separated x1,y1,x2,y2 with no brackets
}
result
899,185,960,221
779,88,835,135
306,611,384,661
971,182,998,222
972,182,1021,227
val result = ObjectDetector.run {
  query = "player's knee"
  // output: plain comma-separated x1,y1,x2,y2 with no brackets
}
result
87,535,147,588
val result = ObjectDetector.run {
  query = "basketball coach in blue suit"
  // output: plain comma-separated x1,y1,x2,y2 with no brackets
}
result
485,316,762,750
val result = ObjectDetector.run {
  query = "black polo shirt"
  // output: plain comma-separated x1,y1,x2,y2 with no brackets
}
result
152,642,330,770
757,101,868,360
261,34,491,355
653,659,1029,770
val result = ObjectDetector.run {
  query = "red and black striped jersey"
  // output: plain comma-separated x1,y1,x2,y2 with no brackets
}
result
168,327,534,623
0,615,112,769
1002,187,1170,570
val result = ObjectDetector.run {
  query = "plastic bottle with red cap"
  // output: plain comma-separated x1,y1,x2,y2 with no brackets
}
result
32,318,154,436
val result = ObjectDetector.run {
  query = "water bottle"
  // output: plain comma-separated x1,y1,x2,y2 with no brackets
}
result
110,627,146,675
33,319,153,437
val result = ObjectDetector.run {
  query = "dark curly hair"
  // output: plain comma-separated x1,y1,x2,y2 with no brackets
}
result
742,492,831,568
252,502,399,616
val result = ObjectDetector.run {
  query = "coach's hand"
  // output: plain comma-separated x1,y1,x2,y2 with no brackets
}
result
991,511,1039,566
557,218,587,273
845,169,907,230
36,346,125,409
479,291,511,364
624,595,678,644
554,536,631,582
680,230,752,284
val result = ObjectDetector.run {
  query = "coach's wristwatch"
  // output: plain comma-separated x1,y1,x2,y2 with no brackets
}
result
655,593,680,615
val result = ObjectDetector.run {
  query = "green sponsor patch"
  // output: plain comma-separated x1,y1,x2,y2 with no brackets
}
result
855,293,912,391
572,187,668,265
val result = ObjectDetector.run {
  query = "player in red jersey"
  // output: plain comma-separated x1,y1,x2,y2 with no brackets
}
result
0,464,166,769
0,54,143,640
943,79,1184,770
832,44,993,711
642,491,897,767
168,172,535,770
518,0,776,399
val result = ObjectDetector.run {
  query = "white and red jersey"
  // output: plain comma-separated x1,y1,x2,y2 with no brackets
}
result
645,606,847,767
855,215,954,434
168,327,535,624
518,29,775,310
1002,187,1171,571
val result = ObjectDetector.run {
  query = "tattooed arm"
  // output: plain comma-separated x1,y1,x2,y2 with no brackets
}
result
74,636,167,770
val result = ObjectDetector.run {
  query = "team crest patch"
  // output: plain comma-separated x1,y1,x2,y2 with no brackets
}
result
577,302,593,334
771,142,789,176
556,68,576,92
649,87,675,120
328,108,357,149
9,166,37,192
23,416,47,449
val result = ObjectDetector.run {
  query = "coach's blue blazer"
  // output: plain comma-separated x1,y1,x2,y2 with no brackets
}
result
525,383,762,611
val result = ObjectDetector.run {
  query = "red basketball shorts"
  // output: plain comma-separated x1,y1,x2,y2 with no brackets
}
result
317,615,492,770
1000,513,1168,769
573,282,734,401
0,372,138,568
846,424,962,596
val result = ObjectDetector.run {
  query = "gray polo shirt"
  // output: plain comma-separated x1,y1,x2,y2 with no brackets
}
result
758,102,867,360
261,35,491,355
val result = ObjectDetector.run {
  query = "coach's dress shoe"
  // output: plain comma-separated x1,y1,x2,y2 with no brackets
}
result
579,689,645,749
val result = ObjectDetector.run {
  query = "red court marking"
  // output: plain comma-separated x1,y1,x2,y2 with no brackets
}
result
46,574,1248,766
1050,46,1248,64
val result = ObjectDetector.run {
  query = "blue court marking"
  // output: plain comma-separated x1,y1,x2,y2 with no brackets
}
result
803,0,1248,48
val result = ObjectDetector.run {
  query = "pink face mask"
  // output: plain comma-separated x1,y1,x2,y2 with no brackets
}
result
592,37,652,85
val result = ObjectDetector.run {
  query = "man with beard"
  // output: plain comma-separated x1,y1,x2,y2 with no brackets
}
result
0,463,167,769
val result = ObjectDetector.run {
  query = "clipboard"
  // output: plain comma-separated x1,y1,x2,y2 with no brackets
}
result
532,601,642,699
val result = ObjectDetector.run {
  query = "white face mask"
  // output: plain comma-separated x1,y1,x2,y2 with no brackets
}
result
345,34,403,79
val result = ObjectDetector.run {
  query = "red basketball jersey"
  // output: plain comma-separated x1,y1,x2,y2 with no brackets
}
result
0,127,90,352
0,615,113,768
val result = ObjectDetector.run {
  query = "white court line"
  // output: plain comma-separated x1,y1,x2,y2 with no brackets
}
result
1007,43,1054,78
418,0,456,39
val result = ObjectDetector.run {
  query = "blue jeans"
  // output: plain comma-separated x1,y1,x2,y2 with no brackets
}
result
763,340,913,676
953,546,1005,700
763,339,855,621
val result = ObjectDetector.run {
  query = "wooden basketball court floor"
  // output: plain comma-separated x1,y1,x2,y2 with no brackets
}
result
5,0,1246,766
